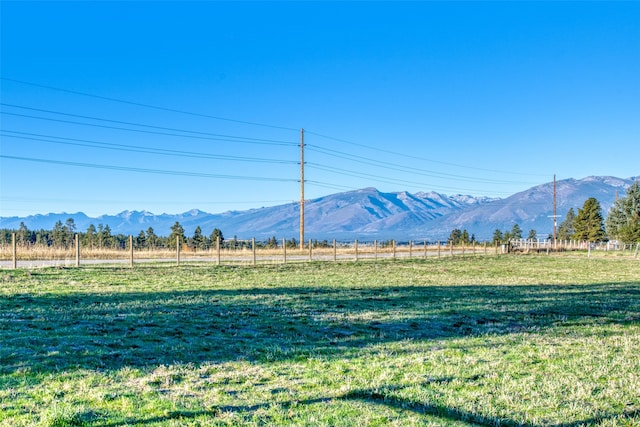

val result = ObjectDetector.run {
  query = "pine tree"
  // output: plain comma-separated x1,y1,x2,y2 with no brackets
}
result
448,229,462,245
574,198,605,242
527,229,537,240
102,225,114,248
17,222,30,245
168,222,186,248
84,224,97,248
492,229,503,244
146,227,158,249
52,220,66,248
210,228,224,247
136,230,147,249
191,226,206,250
606,181,640,243
557,208,576,241
511,223,522,240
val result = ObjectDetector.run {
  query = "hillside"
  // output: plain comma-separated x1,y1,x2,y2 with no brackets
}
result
1,176,637,241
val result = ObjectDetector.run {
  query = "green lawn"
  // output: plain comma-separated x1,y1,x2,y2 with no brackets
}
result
1,255,639,426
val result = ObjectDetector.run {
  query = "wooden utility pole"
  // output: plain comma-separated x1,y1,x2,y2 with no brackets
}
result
553,174,557,246
300,128,305,249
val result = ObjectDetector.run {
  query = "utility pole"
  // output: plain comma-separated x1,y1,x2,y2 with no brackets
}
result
299,128,305,249
547,175,561,249
553,174,557,245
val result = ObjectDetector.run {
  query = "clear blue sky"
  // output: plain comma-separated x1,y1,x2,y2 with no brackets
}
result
1,1,638,217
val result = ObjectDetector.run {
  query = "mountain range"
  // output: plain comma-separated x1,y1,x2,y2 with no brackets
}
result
1,176,637,241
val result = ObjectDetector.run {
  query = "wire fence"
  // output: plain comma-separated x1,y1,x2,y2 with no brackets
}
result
1,234,638,269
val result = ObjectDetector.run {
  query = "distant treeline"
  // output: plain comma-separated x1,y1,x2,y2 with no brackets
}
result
0,219,229,250
1,219,307,250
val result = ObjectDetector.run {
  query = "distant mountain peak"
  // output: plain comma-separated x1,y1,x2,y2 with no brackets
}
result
1,176,636,241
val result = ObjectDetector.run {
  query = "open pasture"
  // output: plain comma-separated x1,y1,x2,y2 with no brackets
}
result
1,256,639,426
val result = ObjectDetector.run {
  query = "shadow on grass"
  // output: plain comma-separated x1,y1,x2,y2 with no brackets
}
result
342,386,640,427
91,390,640,427
2,271,639,375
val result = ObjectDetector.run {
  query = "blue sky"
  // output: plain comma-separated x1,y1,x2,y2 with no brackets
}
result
1,1,638,217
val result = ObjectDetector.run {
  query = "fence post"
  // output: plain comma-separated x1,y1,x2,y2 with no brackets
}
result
283,238,287,264
74,234,80,267
437,241,441,259
129,235,134,268
409,240,413,258
634,242,639,259
176,236,180,266
12,232,17,270
392,240,396,259
216,237,221,266
309,238,312,261
252,237,256,266
355,240,358,262
461,242,465,257
374,240,377,260
450,241,453,257
424,240,427,259
484,241,487,255
333,239,337,262
588,241,591,258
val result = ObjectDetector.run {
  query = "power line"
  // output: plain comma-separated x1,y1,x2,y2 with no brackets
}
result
1,195,292,206
307,144,534,185
0,103,296,146
0,155,298,182
1,112,297,146
306,163,515,195
305,130,547,177
1,77,299,132
1,130,298,164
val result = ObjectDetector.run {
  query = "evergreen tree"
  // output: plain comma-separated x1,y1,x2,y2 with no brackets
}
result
448,229,462,245
574,197,605,242
265,236,278,248
65,218,76,236
52,220,66,248
84,224,97,248
511,223,522,240
191,226,206,250
461,229,470,244
146,227,159,248
606,181,640,243
492,229,503,244
557,208,576,241
17,222,30,245
102,225,114,248
168,222,186,248
135,230,147,249
527,229,537,240
210,228,224,247
97,224,104,248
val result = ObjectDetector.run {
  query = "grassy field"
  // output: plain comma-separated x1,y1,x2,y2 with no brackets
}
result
1,255,639,426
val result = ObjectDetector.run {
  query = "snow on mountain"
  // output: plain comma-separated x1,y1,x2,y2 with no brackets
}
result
1,176,637,241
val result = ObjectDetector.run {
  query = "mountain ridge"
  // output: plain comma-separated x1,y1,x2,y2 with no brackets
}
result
2,176,637,240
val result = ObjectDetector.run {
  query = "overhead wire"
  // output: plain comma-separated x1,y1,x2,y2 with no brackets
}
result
1,130,298,164
1,111,296,147
1,79,548,198
307,163,515,195
1,77,300,132
1,111,298,146
0,155,298,182
306,144,535,185
305,129,548,177
0,103,296,146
